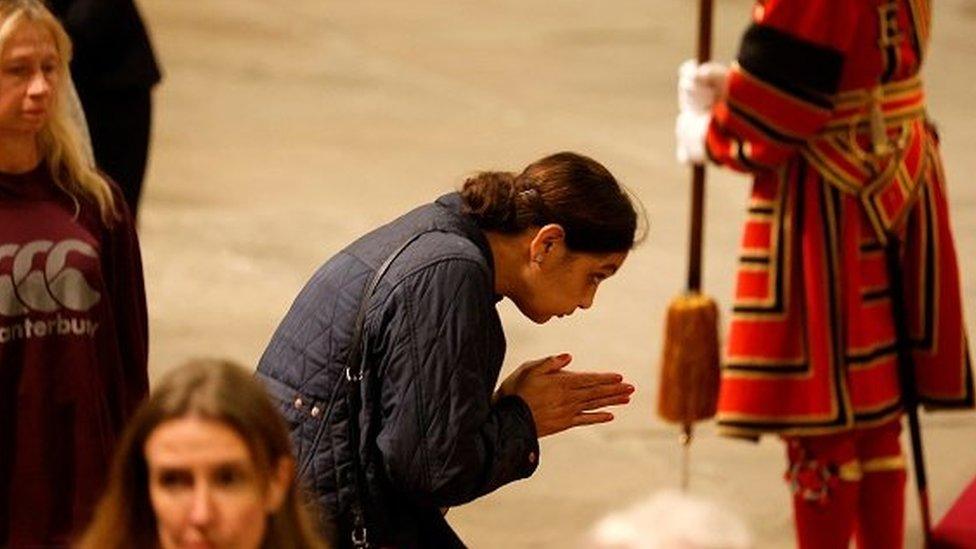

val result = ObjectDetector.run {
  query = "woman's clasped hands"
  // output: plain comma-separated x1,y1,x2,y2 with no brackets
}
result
497,354,634,438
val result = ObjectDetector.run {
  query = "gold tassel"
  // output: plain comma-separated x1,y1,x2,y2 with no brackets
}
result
657,293,721,425
870,86,892,156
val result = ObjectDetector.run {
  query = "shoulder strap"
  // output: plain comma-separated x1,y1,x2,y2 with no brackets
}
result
345,232,426,381
345,231,430,548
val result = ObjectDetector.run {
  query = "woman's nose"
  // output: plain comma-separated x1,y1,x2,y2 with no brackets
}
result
187,484,214,526
27,70,52,97
578,289,595,310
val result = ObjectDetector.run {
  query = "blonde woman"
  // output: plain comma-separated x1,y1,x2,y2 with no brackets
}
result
78,360,330,549
0,0,148,546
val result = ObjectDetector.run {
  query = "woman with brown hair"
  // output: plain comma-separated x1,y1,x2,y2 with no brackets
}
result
258,151,642,547
78,359,329,549
0,1,147,545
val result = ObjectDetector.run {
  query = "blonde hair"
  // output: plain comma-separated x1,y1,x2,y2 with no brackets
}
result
76,359,331,549
0,0,118,225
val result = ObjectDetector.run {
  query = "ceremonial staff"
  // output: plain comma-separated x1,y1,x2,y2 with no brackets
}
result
657,0,721,491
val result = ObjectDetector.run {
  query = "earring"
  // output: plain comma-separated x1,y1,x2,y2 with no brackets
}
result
533,255,543,264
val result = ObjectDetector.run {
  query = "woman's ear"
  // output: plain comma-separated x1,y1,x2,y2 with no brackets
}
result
265,457,295,513
529,224,565,264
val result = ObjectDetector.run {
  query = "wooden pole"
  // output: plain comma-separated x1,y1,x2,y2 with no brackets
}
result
687,0,713,293
678,0,716,490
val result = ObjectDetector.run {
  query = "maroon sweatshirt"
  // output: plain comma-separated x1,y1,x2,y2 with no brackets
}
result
0,164,148,547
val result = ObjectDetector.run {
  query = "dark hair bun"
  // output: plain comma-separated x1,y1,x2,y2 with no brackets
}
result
460,171,518,231
459,152,640,252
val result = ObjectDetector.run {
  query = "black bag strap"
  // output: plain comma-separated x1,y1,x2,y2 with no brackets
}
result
344,232,429,549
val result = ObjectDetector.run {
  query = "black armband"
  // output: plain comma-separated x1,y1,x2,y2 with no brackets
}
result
737,23,844,109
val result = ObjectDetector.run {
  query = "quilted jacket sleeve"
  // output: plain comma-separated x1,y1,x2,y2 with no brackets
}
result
374,258,539,507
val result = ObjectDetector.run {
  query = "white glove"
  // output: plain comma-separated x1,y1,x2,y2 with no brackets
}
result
675,59,729,165
678,59,728,113
676,110,711,164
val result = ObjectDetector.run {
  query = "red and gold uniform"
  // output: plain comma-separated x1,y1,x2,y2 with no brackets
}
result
704,0,975,546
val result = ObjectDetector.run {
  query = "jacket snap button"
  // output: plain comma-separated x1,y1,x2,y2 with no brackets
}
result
311,406,321,418
294,398,303,409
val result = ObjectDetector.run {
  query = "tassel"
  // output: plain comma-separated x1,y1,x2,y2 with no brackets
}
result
657,292,721,425
870,86,892,156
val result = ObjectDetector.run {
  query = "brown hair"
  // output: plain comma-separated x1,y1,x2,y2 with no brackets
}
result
76,359,330,549
460,151,641,253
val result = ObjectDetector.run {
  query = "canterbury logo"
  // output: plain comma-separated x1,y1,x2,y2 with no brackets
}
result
0,239,102,317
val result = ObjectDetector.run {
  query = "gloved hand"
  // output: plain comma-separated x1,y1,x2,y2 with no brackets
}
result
678,59,728,112
676,110,711,165
676,59,729,164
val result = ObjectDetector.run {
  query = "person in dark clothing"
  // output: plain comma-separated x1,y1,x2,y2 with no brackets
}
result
258,152,641,548
0,1,148,546
46,0,161,216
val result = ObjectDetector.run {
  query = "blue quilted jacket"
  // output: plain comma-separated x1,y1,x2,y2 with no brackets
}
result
257,194,539,548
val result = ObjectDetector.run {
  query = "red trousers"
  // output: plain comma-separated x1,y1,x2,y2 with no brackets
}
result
784,419,907,549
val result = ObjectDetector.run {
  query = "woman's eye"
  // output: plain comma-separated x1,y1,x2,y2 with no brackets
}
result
157,470,192,489
213,466,246,487
3,65,28,76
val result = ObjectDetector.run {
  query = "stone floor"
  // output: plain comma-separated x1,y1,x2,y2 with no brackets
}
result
137,0,976,546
